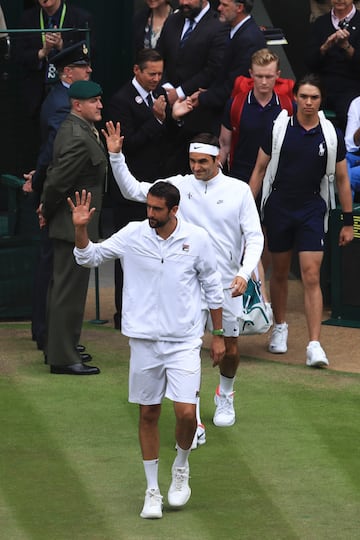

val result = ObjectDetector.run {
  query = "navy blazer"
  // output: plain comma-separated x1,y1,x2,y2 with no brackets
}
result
157,7,227,133
107,81,170,182
32,81,70,198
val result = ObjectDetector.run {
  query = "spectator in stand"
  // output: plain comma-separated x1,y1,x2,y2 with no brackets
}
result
345,94,360,197
191,0,266,131
156,0,227,172
133,0,174,52
310,0,360,22
306,0,360,130
106,48,172,330
16,0,94,120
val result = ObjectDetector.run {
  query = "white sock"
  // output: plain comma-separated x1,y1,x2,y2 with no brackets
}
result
220,374,235,395
143,459,159,491
195,394,202,425
174,446,191,468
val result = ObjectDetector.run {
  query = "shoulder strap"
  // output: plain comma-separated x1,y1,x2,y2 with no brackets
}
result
260,110,290,217
318,110,337,210
278,94,294,116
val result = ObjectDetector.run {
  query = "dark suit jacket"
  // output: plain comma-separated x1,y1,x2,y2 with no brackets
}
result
199,16,266,110
106,80,177,226
42,113,107,243
16,2,94,117
107,81,169,182
32,81,70,200
157,7,227,133
305,10,360,90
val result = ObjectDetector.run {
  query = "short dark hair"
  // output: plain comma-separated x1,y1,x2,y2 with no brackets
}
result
135,48,163,70
189,133,220,162
236,0,254,14
148,181,180,210
190,132,220,148
294,73,326,101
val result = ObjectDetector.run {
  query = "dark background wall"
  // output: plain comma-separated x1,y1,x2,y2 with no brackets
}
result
0,0,312,176
0,0,134,175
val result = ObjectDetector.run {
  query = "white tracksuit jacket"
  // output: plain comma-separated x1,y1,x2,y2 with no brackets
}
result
74,218,223,341
109,152,263,287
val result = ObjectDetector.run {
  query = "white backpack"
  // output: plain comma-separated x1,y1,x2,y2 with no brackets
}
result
260,109,337,232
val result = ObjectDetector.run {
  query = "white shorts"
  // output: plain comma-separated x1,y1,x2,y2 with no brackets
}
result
204,289,243,338
128,338,202,405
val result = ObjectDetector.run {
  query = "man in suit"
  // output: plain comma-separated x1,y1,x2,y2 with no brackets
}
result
26,41,92,354
40,80,107,375
157,0,227,172
107,48,171,330
305,0,360,130
192,0,266,123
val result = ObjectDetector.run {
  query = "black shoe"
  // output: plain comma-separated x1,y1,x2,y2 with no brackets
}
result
79,352,92,362
76,344,86,353
50,363,100,375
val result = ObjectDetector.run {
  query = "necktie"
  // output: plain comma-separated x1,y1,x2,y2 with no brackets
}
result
146,93,153,109
92,126,100,143
180,20,195,47
48,16,54,29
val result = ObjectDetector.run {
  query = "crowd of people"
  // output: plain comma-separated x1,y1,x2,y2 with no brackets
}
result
2,0,358,521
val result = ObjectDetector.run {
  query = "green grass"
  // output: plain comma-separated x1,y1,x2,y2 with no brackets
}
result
1,323,360,539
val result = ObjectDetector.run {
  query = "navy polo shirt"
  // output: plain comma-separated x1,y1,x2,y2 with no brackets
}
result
261,114,346,202
222,91,283,182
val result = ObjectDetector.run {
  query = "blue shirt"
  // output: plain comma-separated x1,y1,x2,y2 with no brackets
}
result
261,114,346,201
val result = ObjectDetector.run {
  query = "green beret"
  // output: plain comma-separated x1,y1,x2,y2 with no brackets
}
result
68,80,103,100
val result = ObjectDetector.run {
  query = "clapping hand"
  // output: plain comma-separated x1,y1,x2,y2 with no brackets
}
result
172,96,193,120
102,121,124,154
67,190,95,227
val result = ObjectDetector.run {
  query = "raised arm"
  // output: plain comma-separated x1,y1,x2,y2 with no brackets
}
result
102,121,152,203
67,190,95,249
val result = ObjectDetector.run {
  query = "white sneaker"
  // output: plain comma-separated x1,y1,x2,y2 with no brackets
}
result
268,323,288,353
191,423,206,450
213,385,235,427
140,488,163,519
168,464,191,507
306,341,329,368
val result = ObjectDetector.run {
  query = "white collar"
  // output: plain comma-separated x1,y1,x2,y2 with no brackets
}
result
183,1,210,30
230,15,251,39
331,4,356,28
132,77,151,103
